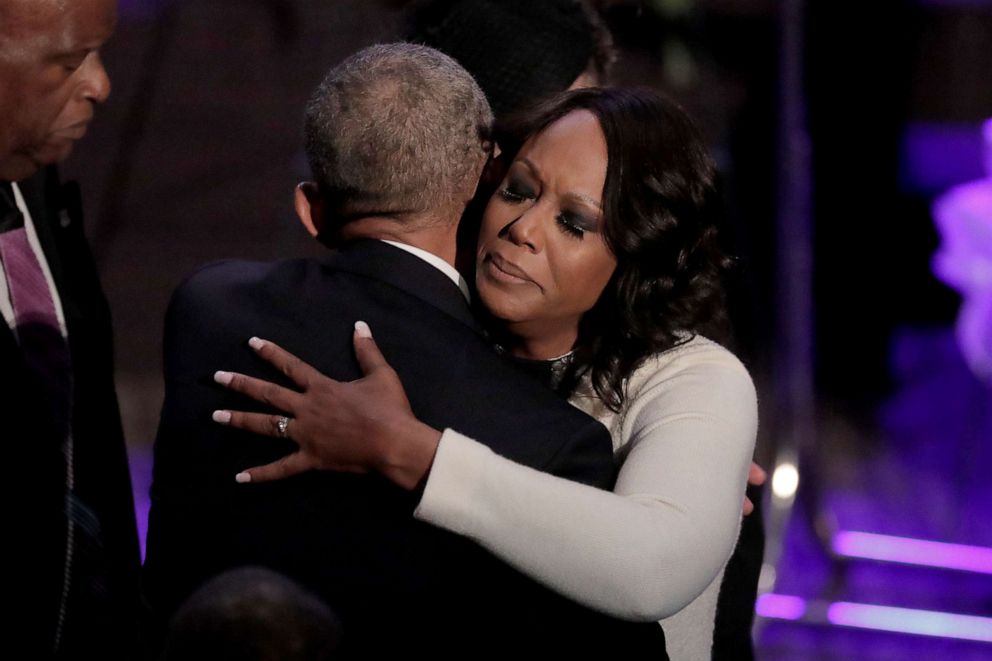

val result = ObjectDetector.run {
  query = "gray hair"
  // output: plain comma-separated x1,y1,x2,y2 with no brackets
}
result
304,43,493,222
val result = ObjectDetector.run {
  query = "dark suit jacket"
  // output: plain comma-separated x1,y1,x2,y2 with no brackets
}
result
4,167,141,659
144,239,667,658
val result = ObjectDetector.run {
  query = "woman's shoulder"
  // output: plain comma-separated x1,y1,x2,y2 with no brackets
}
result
570,335,757,437
611,335,758,454
621,335,757,419
632,335,752,386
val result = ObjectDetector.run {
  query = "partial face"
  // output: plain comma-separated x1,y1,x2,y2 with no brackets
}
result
0,0,117,180
476,110,617,357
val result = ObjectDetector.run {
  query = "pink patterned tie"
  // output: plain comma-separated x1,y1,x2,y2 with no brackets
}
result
0,183,72,434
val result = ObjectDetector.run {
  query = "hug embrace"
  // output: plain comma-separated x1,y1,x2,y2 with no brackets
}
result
145,43,758,660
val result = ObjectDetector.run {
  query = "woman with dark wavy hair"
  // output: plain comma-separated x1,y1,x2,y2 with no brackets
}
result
484,87,733,412
216,87,756,658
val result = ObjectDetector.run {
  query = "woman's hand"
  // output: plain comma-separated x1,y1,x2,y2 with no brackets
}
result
212,321,442,490
742,462,767,516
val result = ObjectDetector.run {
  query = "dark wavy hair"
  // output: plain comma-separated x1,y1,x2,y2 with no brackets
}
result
494,87,732,411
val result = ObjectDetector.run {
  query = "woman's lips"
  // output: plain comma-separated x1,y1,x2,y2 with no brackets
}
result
484,252,539,289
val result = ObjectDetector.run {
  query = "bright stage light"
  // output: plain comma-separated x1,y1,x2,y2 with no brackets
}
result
827,602,992,643
758,594,992,643
832,531,992,574
756,593,806,621
771,462,799,499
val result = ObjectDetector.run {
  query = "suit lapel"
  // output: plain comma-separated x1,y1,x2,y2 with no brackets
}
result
324,239,486,336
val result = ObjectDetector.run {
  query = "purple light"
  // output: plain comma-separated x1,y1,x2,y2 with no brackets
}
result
119,0,173,19
900,122,986,194
832,531,992,574
985,118,992,176
759,594,992,643
827,602,992,643
756,593,806,620
921,0,992,7
931,157,992,382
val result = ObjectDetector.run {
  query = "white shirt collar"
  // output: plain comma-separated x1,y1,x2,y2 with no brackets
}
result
380,239,471,302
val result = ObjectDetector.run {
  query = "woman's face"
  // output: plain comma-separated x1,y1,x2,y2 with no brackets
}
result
476,110,617,357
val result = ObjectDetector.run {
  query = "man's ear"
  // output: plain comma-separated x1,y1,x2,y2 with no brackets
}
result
480,147,509,192
294,182,324,237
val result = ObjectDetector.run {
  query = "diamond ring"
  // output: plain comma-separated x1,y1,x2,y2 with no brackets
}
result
275,416,291,439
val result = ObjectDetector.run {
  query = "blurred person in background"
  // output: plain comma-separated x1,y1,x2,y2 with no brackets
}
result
161,567,343,661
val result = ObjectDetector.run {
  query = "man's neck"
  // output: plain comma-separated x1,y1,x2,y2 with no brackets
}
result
339,216,459,268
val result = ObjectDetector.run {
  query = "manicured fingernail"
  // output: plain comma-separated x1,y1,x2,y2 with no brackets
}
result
248,336,266,350
214,371,233,385
354,321,372,339
235,472,252,484
212,410,232,424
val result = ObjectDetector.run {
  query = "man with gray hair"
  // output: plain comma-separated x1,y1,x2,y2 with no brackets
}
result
301,43,493,233
145,43,664,656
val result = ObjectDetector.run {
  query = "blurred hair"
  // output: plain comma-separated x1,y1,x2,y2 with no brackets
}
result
406,0,616,119
579,1,617,84
304,42,492,225
496,87,731,411
161,567,342,661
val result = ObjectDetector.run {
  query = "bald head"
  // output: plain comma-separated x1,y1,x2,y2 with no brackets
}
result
0,0,116,180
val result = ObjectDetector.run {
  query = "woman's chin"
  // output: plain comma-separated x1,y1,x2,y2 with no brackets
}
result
477,284,539,325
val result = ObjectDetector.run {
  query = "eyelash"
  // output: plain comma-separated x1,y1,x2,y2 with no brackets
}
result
556,214,586,239
498,186,530,203
498,186,587,239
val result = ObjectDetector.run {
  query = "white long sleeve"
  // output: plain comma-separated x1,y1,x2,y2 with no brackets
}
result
414,336,758,622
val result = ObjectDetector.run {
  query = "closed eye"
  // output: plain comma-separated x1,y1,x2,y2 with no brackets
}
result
556,213,586,239
58,50,90,73
498,185,534,204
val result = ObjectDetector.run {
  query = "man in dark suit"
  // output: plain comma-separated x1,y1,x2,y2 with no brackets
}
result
144,43,667,657
1,0,142,658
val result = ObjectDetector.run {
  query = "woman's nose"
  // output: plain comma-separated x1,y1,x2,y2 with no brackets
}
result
500,206,545,253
